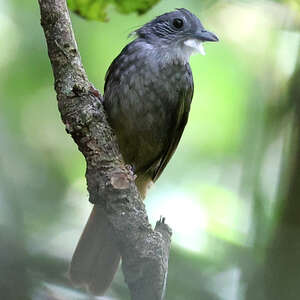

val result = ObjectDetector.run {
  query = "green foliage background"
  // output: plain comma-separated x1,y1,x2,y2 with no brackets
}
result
1,0,300,299
67,0,161,20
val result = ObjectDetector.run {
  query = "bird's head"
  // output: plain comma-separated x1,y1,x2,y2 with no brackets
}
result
135,8,218,57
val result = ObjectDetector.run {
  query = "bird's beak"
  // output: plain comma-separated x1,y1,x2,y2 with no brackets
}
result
184,29,218,56
194,30,219,42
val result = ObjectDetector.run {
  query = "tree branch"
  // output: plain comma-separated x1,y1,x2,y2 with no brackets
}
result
38,1,172,299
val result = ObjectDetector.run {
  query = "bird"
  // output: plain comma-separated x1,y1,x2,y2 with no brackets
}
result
69,8,218,295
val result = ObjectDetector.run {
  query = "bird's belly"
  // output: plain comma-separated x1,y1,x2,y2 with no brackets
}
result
114,108,170,174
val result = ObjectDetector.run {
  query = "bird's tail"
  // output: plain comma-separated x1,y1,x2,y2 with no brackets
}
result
69,205,121,295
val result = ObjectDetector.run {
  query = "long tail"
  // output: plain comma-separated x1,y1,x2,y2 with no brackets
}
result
69,205,120,295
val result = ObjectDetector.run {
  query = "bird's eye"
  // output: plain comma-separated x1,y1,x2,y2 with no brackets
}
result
173,18,184,29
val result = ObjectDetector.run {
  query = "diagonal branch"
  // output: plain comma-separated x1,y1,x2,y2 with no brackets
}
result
38,1,172,299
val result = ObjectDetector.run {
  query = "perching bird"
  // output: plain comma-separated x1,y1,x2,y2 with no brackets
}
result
70,8,218,295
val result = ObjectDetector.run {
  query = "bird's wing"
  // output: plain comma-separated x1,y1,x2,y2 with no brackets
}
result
152,83,194,182
104,45,128,92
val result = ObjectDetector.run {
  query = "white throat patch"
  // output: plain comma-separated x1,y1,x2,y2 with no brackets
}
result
184,39,206,56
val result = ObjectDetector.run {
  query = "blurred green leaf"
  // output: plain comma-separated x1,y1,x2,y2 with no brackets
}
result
67,0,161,21
114,0,161,15
67,0,110,21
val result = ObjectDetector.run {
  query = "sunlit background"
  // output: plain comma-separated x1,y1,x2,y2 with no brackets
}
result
1,0,300,299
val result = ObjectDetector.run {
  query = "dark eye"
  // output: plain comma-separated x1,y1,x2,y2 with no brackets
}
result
173,18,184,29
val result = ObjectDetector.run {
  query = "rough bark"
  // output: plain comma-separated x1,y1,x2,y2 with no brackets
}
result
38,1,172,299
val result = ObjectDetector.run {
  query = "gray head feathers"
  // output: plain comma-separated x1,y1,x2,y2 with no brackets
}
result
134,8,206,44
130,8,218,59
